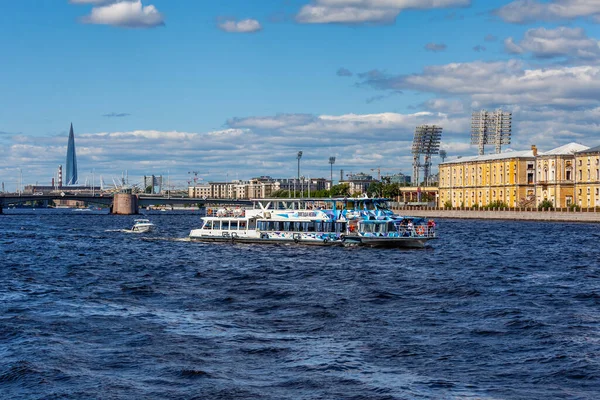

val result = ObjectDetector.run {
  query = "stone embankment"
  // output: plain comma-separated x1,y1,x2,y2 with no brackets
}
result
392,208,600,223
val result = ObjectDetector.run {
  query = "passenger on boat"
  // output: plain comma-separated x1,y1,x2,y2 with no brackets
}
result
427,219,436,236
406,220,414,236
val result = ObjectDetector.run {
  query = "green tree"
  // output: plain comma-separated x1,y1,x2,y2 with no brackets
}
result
538,199,554,210
330,184,350,197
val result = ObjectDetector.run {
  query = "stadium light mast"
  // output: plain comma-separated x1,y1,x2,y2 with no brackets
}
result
471,109,512,155
412,125,442,187
329,156,336,188
297,151,303,198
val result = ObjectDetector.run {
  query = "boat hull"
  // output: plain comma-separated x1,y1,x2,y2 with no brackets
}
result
357,236,434,248
189,234,342,246
132,225,153,233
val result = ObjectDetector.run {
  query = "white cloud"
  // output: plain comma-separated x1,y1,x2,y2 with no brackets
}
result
2,112,472,187
296,6,397,24
80,0,164,28
422,98,465,114
504,37,524,54
495,0,600,24
218,19,262,33
505,27,600,60
296,0,470,24
358,60,600,108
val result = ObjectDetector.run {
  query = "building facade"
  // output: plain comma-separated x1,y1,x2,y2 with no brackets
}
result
535,143,589,207
438,147,537,208
438,142,600,208
574,145,600,208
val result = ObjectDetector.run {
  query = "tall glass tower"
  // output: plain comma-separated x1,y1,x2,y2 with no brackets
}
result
65,123,78,185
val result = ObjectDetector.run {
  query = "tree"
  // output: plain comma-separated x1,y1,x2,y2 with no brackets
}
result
330,184,350,197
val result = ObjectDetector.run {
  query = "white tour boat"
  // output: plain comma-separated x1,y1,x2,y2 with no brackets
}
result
189,197,436,248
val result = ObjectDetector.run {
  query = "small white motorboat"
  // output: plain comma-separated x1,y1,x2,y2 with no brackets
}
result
131,218,155,233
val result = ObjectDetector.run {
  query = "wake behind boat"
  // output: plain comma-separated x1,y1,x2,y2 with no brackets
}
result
189,197,436,248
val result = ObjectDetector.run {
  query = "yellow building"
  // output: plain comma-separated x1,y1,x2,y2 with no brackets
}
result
574,145,600,208
438,147,537,208
535,143,588,207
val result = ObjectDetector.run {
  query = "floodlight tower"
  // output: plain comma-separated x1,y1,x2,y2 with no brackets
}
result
471,109,512,155
492,110,512,154
329,156,336,188
297,151,303,197
412,125,442,186
439,149,447,162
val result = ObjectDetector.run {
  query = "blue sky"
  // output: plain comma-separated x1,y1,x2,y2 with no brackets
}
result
2,0,600,190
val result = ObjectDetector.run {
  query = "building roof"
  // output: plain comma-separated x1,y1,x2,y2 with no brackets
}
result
576,144,600,154
539,142,588,156
440,149,535,165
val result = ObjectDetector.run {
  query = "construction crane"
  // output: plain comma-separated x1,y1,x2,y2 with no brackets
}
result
370,167,402,180
188,171,200,184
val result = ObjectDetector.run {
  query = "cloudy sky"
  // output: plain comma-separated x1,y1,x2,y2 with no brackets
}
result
2,0,600,190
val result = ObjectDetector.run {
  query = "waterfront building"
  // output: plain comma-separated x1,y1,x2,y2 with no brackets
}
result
535,143,589,207
65,123,78,186
574,145,600,208
438,147,537,208
188,178,281,199
340,173,378,195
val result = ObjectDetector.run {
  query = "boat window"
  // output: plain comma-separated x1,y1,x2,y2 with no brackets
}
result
222,220,230,230
388,222,396,232
323,222,332,232
248,220,256,230
284,221,291,231
302,222,309,232
315,221,322,232
214,221,221,230
203,220,213,230
230,221,238,230
239,221,247,230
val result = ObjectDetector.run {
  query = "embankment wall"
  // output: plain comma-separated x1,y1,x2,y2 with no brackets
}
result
391,208,600,223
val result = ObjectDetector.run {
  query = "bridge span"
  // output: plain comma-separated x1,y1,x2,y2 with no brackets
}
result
0,193,252,215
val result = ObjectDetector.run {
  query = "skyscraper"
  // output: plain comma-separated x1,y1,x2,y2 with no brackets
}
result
65,123,78,185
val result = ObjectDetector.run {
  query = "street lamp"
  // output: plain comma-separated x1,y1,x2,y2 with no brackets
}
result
297,151,303,198
329,157,336,189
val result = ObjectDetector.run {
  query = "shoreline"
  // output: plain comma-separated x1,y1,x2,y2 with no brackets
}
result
392,208,600,223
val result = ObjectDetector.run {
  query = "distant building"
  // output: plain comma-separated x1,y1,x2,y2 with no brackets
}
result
187,176,329,199
535,143,589,207
438,147,537,208
65,123,78,185
340,173,378,195
574,145,600,208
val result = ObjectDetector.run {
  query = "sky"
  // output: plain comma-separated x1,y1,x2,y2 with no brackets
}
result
2,0,600,190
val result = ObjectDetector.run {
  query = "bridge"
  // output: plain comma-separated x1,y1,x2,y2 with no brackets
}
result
0,193,252,215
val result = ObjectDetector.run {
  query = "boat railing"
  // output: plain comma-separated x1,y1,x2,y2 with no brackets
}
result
205,207,246,217
357,223,436,238
395,224,436,238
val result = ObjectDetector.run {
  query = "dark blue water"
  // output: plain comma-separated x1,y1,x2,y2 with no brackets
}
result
1,209,599,399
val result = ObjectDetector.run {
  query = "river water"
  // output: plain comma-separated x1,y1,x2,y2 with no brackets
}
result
1,209,599,399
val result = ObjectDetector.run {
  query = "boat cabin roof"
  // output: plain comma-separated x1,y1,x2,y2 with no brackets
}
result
249,197,392,211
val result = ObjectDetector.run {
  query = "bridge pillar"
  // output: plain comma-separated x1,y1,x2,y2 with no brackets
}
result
111,193,139,215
